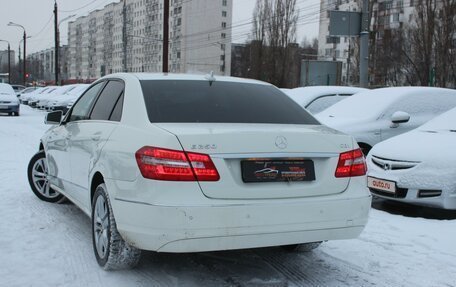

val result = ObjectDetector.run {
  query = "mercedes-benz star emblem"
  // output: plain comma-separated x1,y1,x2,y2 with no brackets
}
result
275,136,288,149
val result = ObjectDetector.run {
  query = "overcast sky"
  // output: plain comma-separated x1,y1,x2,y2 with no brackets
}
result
0,0,319,57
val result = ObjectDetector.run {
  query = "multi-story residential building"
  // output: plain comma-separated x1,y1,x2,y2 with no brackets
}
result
318,0,416,85
318,0,360,84
28,46,69,83
67,0,232,80
0,50,15,70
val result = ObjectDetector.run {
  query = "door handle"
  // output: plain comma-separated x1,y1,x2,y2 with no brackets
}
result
91,136,101,141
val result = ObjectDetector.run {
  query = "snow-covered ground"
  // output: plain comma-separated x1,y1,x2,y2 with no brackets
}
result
1,106,455,287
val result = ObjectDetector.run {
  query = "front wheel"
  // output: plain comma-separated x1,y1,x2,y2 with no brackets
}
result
27,151,64,203
92,183,141,270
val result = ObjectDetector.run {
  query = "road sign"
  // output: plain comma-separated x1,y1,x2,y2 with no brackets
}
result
329,11,361,36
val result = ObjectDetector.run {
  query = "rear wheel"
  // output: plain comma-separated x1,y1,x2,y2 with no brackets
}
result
92,183,141,270
27,151,64,203
281,242,322,252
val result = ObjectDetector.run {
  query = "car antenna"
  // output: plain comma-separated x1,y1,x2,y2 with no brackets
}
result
205,71,216,86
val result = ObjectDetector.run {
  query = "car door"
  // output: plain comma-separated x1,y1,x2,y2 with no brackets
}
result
67,80,125,210
46,82,105,194
59,81,106,205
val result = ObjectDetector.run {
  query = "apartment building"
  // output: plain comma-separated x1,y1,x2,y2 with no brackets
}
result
28,46,69,82
67,0,232,80
318,0,415,84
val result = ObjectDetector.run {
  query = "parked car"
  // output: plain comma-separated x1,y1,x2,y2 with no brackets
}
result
17,86,40,99
367,107,456,210
0,83,20,116
283,86,368,114
11,84,26,95
28,86,58,107
48,84,90,112
36,85,79,110
316,87,456,154
20,87,46,105
28,73,371,270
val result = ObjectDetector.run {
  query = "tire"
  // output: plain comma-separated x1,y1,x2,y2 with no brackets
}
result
27,151,65,203
92,183,141,270
281,242,322,252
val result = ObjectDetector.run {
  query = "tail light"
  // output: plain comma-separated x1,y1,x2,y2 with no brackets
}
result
135,146,220,181
335,148,367,178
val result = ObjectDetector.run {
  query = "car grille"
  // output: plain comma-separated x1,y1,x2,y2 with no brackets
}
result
370,187,408,198
371,155,420,171
0,101,11,104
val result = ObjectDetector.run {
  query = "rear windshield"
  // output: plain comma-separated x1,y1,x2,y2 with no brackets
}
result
140,80,319,125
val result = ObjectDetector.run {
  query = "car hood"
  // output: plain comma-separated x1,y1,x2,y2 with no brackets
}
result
0,93,19,103
369,129,456,162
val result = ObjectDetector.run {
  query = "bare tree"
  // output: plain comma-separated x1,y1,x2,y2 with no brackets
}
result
400,0,455,87
250,0,299,87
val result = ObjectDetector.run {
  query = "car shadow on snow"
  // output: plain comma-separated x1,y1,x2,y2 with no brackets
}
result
371,197,456,220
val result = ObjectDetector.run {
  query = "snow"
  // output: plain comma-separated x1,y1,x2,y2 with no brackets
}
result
282,86,367,114
1,106,456,286
367,107,456,208
317,87,456,122
0,83,15,94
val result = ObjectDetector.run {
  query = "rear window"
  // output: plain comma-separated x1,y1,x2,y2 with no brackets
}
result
140,80,319,125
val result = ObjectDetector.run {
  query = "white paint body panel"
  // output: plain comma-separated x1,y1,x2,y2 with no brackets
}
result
41,73,371,252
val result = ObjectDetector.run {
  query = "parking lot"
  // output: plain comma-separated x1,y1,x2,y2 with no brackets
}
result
0,106,454,287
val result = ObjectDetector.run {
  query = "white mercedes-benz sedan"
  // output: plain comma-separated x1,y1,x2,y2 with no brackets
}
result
27,73,371,270
367,107,456,210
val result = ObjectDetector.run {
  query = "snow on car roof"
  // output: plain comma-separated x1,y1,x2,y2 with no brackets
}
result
283,86,367,106
0,83,15,95
317,87,456,120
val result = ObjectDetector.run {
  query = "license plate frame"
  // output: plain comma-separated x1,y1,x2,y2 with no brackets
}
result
367,176,396,194
241,159,316,183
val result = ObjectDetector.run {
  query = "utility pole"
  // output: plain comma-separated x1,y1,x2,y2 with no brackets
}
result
7,43,11,83
163,0,169,73
54,1,59,85
18,45,21,82
359,0,369,87
122,0,127,72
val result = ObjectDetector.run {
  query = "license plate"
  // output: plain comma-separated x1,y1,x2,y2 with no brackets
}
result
0,105,7,109
241,160,315,183
367,177,396,193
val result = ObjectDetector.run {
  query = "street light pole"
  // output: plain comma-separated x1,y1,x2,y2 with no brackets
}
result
54,1,59,85
8,22,27,86
0,40,11,83
55,13,76,86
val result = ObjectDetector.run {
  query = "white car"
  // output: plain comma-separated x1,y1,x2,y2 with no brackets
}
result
36,85,79,110
48,84,90,112
0,83,20,116
20,87,46,104
27,73,371,270
367,107,456,210
28,86,59,107
283,86,368,114
316,87,456,154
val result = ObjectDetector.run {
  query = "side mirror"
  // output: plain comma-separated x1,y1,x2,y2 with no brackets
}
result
45,111,63,125
391,111,410,124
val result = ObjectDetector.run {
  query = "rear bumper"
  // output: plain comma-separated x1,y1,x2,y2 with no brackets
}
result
0,105,19,114
110,183,371,252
